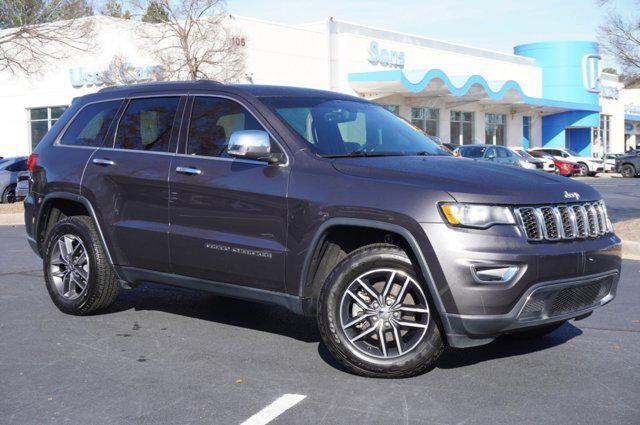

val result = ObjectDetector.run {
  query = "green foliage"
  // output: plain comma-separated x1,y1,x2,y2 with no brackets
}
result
101,0,130,19
0,0,93,29
142,1,168,23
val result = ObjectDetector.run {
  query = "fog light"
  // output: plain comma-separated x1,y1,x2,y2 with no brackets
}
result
471,265,518,283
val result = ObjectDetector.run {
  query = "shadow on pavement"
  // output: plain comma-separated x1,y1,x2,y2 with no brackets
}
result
105,282,321,343
436,322,583,369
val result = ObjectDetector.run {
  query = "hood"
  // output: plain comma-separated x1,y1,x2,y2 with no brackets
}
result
332,156,601,204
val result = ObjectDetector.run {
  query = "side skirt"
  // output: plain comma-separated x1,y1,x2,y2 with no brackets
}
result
115,266,304,315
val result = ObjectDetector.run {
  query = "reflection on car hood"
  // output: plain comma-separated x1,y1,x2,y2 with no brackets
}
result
331,156,602,204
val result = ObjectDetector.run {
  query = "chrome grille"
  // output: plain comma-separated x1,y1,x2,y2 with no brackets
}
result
515,201,612,242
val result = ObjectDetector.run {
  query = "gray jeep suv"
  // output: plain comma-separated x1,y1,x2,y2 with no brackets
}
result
24,82,621,377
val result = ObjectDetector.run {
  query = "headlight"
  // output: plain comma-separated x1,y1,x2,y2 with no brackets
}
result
440,203,515,228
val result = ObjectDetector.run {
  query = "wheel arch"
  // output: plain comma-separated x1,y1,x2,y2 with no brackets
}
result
298,218,449,323
37,192,117,273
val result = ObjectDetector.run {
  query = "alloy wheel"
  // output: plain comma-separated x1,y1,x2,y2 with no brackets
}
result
621,165,635,178
49,234,90,300
578,163,588,177
339,268,430,359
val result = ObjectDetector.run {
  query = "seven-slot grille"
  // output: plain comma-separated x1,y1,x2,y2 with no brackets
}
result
515,201,612,242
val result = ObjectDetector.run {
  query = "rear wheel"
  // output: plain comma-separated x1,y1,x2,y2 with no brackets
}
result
577,163,589,177
43,216,119,315
1,185,16,203
318,244,443,378
620,164,636,178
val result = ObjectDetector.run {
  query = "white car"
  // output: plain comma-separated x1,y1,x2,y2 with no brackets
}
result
603,153,623,172
509,147,556,172
531,148,604,176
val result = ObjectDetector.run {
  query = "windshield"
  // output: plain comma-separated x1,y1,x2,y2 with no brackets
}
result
456,146,488,158
565,149,580,157
513,149,534,159
260,97,449,157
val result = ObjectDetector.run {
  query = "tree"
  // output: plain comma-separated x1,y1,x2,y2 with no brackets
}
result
597,0,640,82
141,1,168,23
134,0,245,82
101,0,131,19
0,0,95,74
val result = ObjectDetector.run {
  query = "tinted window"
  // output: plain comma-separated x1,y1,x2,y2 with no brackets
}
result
5,160,27,172
114,97,179,152
187,97,266,157
496,147,512,158
457,146,487,158
59,101,122,147
260,97,447,157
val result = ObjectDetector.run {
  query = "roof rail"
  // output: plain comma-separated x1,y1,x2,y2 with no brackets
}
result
98,80,223,93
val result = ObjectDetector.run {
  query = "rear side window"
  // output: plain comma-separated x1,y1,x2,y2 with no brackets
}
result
59,100,122,147
5,160,27,172
187,97,267,157
115,97,180,152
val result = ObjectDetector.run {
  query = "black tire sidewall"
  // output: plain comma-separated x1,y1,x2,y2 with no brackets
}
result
43,218,100,314
621,165,635,178
578,163,588,176
2,185,15,203
319,245,442,376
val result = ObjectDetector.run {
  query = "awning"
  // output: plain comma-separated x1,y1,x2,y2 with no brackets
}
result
626,114,640,122
348,69,601,114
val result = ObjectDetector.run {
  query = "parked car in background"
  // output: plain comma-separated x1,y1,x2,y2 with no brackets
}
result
508,147,547,171
442,143,460,153
603,153,623,172
15,171,30,201
527,150,579,177
514,148,556,172
615,150,640,178
0,156,28,203
455,144,521,167
530,148,603,176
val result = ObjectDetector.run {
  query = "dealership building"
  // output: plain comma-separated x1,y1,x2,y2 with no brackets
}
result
1,14,639,159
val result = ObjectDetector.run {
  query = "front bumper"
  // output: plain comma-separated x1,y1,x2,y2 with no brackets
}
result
417,223,622,347
443,270,618,347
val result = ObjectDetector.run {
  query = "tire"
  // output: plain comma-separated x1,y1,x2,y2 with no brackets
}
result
1,185,16,203
317,243,444,378
577,163,589,177
43,215,119,315
620,164,636,178
504,321,566,340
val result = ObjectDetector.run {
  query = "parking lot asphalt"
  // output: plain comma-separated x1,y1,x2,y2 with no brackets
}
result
1,179,639,425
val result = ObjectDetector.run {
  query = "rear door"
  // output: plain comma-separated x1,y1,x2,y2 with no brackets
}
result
168,94,289,291
82,95,185,272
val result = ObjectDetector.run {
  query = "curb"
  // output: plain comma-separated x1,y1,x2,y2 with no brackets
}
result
0,213,24,226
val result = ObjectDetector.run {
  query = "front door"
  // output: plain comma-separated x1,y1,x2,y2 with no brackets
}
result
82,95,185,272
168,95,289,291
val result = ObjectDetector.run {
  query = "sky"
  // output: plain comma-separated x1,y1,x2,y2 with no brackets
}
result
224,0,637,68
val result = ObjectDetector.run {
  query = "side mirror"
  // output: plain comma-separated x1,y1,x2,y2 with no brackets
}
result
227,130,281,163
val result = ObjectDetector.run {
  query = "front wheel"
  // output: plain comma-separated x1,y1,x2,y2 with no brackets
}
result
317,244,443,378
620,164,636,178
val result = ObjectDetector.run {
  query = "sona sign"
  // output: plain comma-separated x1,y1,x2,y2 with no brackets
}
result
69,61,165,88
368,41,405,68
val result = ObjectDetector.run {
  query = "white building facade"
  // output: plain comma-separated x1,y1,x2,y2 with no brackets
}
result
1,15,639,158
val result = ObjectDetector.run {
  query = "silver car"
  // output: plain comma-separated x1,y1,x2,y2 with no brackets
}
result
0,157,28,203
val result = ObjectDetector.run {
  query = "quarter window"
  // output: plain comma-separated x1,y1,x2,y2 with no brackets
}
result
411,107,439,137
60,101,122,147
114,97,180,152
28,106,67,150
5,160,27,172
485,113,506,145
187,97,269,157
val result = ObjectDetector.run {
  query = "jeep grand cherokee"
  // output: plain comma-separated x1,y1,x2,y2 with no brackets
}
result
24,81,621,377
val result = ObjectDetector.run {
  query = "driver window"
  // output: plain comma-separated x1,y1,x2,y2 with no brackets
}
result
187,97,269,157
485,147,496,158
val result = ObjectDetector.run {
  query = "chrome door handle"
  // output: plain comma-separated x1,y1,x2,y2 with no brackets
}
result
175,166,202,176
92,158,115,166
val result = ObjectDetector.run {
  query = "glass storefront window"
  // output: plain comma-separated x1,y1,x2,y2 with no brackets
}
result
485,113,506,145
28,105,68,150
450,110,474,144
411,107,439,137
522,116,531,148
600,114,611,154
